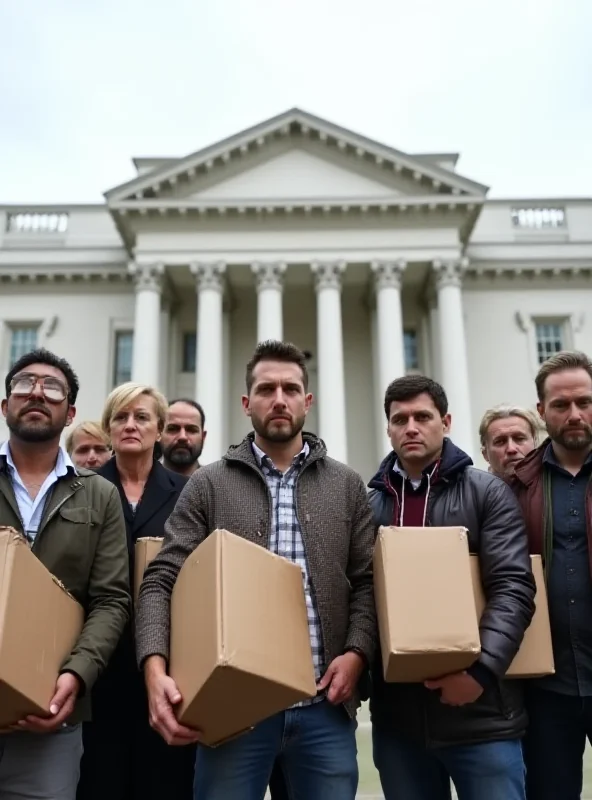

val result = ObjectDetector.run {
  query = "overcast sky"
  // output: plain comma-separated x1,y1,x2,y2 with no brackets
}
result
1,0,591,203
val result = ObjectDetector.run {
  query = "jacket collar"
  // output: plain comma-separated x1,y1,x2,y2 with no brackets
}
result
224,431,326,469
0,440,78,478
512,438,551,487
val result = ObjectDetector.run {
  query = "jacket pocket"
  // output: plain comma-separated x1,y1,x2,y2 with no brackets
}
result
59,507,100,526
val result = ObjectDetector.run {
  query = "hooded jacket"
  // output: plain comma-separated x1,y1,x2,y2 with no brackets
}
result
368,438,536,747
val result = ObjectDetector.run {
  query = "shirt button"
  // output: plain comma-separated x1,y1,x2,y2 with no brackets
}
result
569,568,576,575
570,599,576,604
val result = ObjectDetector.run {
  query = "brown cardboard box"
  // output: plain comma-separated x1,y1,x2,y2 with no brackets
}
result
374,526,481,682
471,554,555,678
0,527,84,728
134,537,164,604
170,529,317,746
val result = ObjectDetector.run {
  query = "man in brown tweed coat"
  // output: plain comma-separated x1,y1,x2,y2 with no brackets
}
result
135,340,376,800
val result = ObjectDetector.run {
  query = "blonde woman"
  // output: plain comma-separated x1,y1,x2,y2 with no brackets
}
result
77,383,195,800
65,420,111,470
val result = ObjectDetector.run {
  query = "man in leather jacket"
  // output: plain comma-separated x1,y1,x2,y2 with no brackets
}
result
368,374,536,800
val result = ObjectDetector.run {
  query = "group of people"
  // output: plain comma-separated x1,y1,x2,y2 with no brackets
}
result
0,340,590,800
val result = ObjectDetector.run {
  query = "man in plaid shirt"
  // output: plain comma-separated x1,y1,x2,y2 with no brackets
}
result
138,340,377,800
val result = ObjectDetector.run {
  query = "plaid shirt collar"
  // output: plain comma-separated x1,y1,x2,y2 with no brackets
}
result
251,440,310,472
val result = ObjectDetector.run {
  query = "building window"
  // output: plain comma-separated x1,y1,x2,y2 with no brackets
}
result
511,207,565,229
9,327,38,366
404,330,419,371
113,331,133,386
6,212,69,234
182,332,197,373
535,321,564,364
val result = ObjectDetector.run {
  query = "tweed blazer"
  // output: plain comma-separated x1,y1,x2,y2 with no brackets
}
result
135,431,377,717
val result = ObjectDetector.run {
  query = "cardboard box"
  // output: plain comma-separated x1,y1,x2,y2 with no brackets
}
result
0,527,84,728
374,526,481,682
134,537,164,604
471,554,555,678
170,529,317,746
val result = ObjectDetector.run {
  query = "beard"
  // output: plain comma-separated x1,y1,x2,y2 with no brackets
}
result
6,404,65,443
251,412,306,443
162,441,203,466
548,421,592,451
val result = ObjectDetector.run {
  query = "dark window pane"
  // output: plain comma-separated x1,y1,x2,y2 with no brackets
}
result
10,327,38,366
404,330,419,370
113,331,133,386
183,332,197,373
535,322,563,365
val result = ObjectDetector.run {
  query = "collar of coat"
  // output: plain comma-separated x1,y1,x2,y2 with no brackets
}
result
223,430,327,470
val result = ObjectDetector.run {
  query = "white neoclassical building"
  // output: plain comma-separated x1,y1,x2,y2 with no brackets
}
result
1,108,591,480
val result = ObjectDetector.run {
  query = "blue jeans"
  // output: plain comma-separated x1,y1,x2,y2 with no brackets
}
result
193,700,358,800
524,686,592,800
373,727,526,800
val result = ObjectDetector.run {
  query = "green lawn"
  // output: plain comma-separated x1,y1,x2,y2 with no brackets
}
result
356,702,592,799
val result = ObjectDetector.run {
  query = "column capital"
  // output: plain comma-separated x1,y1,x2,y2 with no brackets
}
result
371,259,407,291
311,261,346,291
189,261,226,292
128,261,165,293
432,257,469,290
251,261,287,292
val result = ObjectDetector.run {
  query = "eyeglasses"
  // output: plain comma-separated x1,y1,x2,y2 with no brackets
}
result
9,373,68,403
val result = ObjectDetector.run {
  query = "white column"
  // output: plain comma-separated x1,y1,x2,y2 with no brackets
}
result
432,258,474,457
128,262,164,386
251,262,286,342
311,261,348,464
190,261,226,465
371,261,407,444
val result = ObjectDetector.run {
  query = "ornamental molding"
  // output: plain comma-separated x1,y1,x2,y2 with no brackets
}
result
432,257,469,290
105,109,487,205
251,261,287,292
128,261,164,292
189,261,227,292
311,260,346,291
464,262,592,280
110,194,482,221
0,266,131,285
371,259,407,291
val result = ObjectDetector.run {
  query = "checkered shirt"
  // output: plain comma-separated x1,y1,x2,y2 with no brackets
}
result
252,441,324,706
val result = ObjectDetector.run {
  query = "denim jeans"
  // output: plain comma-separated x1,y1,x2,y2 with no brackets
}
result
373,726,526,800
193,700,358,800
0,724,83,800
524,686,592,800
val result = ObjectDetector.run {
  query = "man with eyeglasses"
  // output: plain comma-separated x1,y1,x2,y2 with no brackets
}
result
0,348,131,800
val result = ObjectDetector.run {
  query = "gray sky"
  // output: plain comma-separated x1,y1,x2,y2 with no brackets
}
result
1,0,591,203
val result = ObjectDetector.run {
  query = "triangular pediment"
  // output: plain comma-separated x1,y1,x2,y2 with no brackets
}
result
105,108,488,206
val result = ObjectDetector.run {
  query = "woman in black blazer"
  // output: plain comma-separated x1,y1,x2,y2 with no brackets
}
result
77,383,195,800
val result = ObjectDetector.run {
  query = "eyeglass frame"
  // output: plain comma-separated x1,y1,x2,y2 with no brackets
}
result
8,372,71,404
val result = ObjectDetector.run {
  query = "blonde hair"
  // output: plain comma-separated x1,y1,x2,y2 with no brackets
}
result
101,382,168,434
65,421,111,455
479,404,544,448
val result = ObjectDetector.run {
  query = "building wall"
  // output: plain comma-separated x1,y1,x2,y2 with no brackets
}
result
464,279,592,468
0,285,135,442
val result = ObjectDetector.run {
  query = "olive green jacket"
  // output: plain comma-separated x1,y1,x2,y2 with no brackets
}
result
0,456,131,723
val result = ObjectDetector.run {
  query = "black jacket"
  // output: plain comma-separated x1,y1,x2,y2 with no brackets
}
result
77,458,193,800
368,439,536,747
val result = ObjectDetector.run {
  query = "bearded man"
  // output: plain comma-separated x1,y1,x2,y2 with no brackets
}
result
509,351,592,800
160,399,206,476
136,339,376,800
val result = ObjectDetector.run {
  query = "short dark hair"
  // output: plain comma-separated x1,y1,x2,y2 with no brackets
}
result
168,398,206,429
535,350,592,402
5,348,80,405
384,374,448,419
245,340,309,393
